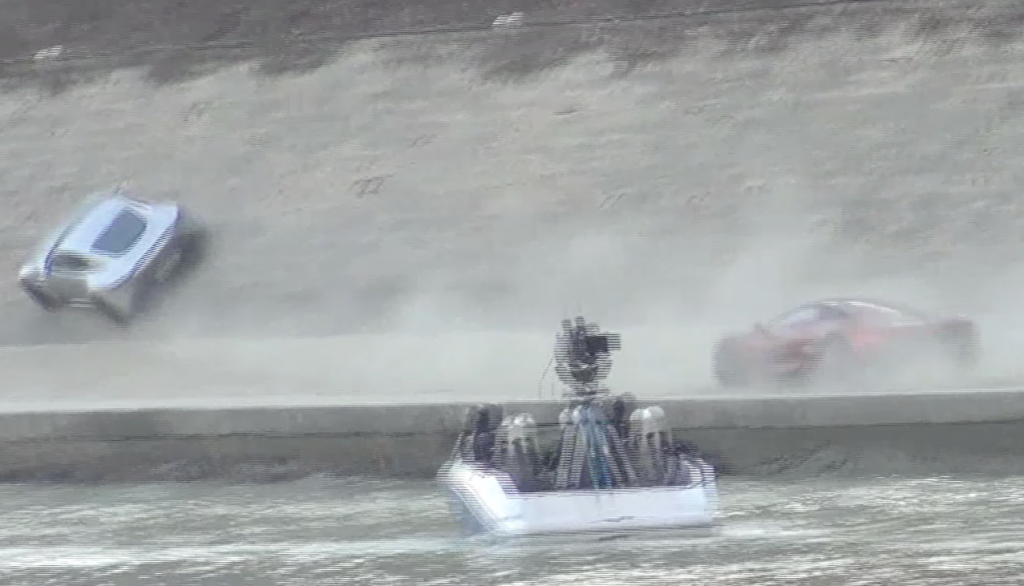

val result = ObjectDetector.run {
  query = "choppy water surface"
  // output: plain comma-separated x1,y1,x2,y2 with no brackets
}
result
0,476,1021,585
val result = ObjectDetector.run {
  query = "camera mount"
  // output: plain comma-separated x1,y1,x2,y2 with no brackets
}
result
553,315,621,399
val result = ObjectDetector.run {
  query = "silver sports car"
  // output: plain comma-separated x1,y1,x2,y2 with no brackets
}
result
18,187,206,324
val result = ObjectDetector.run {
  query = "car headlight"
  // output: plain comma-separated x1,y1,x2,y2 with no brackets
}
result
18,266,39,282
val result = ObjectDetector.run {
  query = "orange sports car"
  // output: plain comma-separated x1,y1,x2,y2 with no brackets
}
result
712,298,979,388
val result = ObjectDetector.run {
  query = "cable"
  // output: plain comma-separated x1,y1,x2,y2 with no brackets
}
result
537,355,554,399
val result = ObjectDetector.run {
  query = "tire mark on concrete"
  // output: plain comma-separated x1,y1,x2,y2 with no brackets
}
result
409,133,437,148
599,192,625,210
182,100,210,123
351,174,392,198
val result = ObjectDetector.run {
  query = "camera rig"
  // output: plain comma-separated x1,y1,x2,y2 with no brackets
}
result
553,315,622,400
448,316,713,494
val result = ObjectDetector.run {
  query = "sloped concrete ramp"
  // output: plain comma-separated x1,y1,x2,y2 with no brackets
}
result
1,0,1024,478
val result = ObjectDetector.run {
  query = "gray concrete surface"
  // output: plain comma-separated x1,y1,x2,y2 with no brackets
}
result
4,389,1024,481
2,0,1024,480
5,0,1024,391
8,389,1024,439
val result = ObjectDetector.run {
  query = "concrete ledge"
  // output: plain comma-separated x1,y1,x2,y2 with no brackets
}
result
3,389,1024,441
658,389,1024,429
3,390,1024,482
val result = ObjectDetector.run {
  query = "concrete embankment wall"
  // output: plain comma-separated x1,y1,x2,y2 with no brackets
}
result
5,0,1024,484
5,390,1024,482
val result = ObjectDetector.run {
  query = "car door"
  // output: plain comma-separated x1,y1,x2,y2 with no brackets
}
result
47,251,96,304
848,302,929,349
767,305,842,368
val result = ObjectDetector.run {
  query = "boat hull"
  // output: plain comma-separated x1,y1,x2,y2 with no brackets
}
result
440,459,719,538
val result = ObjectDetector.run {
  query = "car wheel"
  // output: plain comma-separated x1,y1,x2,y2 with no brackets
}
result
22,283,60,311
152,248,183,283
93,297,132,326
181,217,209,268
946,331,980,371
811,335,859,389
713,338,749,388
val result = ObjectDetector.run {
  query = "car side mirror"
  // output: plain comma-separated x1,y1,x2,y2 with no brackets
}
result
755,323,769,335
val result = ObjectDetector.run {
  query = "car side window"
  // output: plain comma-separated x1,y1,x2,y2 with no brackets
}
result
841,302,887,322
818,305,850,322
859,305,907,325
772,306,822,329
50,252,93,273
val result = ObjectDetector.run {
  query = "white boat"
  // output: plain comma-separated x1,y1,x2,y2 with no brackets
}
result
441,454,719,538
439,316,721,538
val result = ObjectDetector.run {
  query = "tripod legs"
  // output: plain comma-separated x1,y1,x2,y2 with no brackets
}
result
454,398,711,492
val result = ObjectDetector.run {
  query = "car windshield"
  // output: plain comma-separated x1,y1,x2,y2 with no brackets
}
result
844,300,928,323
770,306,822,329
49,252,93,272
769,304,848,330
91,208,147,255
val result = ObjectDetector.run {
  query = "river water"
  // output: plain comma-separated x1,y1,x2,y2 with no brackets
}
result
0,476,1020,585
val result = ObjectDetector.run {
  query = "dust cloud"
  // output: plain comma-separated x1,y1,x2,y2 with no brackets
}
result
2,2,1024,397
